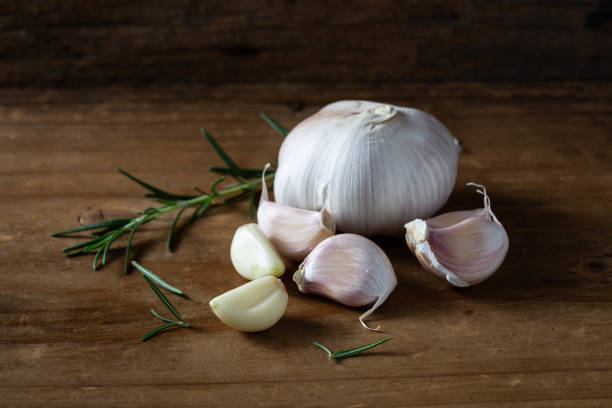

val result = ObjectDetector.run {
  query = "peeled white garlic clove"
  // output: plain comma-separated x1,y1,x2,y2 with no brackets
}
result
293,233,397,330
230,223,285,280
274,100,461,236
209,276,289,332
257,163,336,262
404,183,509,287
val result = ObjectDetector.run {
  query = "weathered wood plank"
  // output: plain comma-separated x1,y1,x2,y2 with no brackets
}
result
0,82,611,406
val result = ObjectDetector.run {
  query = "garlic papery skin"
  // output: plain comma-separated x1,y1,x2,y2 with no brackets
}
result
293,233,397,330
274,100,461,236
230,223,285,280
209,276,288,332
257,163,336,262
404,183,509,287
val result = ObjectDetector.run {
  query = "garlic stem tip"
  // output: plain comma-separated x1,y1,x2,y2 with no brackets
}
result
360,318,381,331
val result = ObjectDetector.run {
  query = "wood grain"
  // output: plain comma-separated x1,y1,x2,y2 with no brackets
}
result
0,82,611,407
1,1,611,87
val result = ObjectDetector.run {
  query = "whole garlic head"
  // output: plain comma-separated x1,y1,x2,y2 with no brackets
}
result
274,100,460,236
404,183,509,287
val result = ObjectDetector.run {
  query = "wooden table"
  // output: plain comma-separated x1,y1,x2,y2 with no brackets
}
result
1,82,611,407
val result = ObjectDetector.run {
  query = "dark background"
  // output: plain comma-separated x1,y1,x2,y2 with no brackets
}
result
2,0,611,88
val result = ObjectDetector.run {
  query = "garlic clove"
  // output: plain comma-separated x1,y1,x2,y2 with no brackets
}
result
230,223,285,280
257,163,336,262
209,276,289,332
293,233,397,330
404,183,509,287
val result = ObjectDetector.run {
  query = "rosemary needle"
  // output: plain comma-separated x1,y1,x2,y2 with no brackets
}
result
138,264,190,342
313,337,393,360
141,322,179,342
260,113,289,137
131,261,183,295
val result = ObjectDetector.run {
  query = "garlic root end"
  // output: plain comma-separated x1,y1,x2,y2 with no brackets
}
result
293,265,306,292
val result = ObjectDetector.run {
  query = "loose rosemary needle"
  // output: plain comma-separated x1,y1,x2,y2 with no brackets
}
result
313,337,393,360
52,115,287,274
135,261,190,342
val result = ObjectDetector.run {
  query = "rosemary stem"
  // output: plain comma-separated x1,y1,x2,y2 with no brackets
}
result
150,173,272,216
115,173,274,238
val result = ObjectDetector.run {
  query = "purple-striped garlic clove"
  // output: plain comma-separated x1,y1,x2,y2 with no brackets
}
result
257,163,336,262
404,183,509,287
293,233,397,330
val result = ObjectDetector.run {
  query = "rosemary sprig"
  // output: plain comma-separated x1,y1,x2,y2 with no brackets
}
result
313,337,393,360
136,261,190,342
52,115,285,274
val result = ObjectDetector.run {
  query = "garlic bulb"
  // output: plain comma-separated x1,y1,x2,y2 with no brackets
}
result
209,276,289,332
257,163,336,262
404,183,509,287
230,223,285,280
293,233,397,330
274,100,460,236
